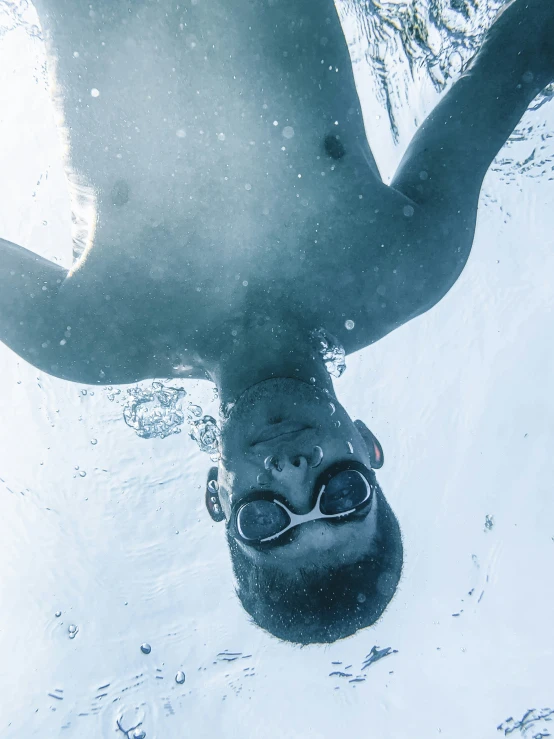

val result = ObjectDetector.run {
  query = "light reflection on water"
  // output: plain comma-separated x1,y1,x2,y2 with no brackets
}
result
0,1,553,737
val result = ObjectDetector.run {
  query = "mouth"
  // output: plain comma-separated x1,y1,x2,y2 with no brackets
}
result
251,423,312,446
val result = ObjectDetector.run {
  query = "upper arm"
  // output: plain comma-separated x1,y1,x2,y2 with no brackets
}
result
0,238,204,385
390,0,553,215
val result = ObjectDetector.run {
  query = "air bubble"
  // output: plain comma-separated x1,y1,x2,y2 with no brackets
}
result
133,731,146,739
140,643,151,655
55,611,62,618
207,479,219,494
91,439,97,445
79,471,86,478
189,415,220,457
282,126,294,139
175,670,186,684
346,441,354,454
329,402,336,415
334,420,341,428
403,204,414,217
91,88,100,97
309,446,324,468
124,382,186,439
68,624,78,639
256,472,271,487
345,319,355,330
311,328,346,378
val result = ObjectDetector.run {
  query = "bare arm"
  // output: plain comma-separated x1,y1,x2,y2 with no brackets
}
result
0,240,206,384
391,0,554,213
0,238,68,371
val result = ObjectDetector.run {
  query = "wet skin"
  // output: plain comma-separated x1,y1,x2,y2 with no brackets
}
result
216,378,382,566
0,0,553,537
2,0,552,386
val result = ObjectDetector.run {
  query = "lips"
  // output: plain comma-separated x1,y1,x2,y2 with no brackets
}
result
251,423,312,446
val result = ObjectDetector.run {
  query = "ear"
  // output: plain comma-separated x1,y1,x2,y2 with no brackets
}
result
354,420,384,469
205,466,225,522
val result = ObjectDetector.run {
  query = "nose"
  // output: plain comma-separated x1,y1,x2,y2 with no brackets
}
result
269,452,314,513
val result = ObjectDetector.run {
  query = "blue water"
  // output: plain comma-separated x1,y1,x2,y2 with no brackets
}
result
1,1,553,737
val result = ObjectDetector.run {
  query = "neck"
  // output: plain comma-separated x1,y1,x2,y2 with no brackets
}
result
203,314,336,410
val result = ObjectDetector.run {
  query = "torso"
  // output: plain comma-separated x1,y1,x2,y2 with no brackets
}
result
34,0,430,380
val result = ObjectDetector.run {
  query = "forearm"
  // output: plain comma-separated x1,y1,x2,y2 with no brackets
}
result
391,0,554,206
460,0,554,156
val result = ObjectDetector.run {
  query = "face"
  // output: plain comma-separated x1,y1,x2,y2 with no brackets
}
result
211,378,384,568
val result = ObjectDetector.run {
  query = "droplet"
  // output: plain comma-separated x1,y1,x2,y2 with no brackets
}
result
309,446,324,468
309,377,316,384
256,472,271,487
329,402,336,415
175,670,186,684
264,456,282,472
140,643,151,655
90,88,100,97
346,441,354,454
81,389,87,396
345,319,355,330
207,479,219,494
91,439,97,445
55,611,62,618
79,471,86,477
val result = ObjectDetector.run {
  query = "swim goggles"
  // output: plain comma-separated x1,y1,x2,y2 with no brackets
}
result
229,460,375,546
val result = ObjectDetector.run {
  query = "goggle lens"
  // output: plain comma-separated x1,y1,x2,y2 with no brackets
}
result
237,499,290,541
320,469,370,515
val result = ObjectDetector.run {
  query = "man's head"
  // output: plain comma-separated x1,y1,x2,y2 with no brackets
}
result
206,378,403,644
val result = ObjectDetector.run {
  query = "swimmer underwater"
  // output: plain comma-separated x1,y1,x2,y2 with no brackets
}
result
0,0,552,643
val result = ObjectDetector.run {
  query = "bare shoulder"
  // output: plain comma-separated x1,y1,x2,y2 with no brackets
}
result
328,180,472,355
